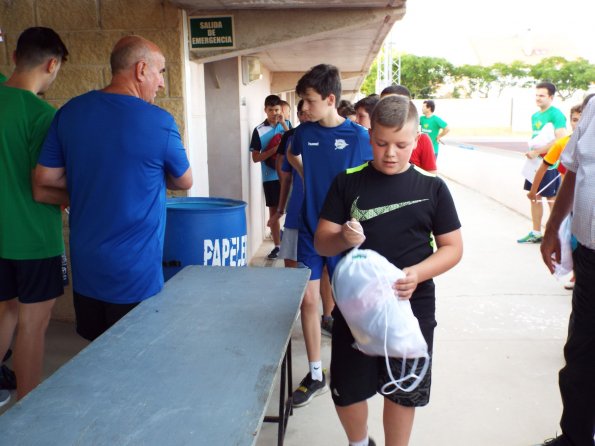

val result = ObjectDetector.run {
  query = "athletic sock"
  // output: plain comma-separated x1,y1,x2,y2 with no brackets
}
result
349,436,369,446
531,230,542,236
310,361,323,381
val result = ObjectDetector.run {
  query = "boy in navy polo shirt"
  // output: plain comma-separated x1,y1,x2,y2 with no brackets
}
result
249,94,290,259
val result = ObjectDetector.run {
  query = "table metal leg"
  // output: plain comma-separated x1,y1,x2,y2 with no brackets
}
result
263,340,293,445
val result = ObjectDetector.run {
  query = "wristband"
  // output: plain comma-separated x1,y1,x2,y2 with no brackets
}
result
277,208,285,215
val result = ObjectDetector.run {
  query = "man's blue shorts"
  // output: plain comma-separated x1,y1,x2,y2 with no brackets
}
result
524,168,561,198
297,225,340,281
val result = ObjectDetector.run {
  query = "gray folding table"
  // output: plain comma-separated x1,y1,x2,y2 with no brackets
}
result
0,265,310,445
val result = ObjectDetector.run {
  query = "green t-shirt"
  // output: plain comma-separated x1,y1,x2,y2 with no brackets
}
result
420,114,447,155
0,84,63,259
531,106,566,137
0,72,6,83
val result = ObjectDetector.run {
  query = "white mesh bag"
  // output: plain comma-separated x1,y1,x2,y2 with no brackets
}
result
332,248,430,393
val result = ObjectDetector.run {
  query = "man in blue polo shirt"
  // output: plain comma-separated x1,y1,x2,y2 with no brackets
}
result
34,35,192,341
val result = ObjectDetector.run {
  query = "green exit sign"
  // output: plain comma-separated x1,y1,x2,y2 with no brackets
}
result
189,16,235,49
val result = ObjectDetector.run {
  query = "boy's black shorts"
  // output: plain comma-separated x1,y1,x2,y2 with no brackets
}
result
263,179,280,207
330,306,435,408
0,256,64,303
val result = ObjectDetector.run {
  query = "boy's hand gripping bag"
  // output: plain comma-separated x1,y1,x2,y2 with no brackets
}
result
332,248,430,394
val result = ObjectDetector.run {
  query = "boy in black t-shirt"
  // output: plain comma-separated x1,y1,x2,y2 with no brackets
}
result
315,95,463,446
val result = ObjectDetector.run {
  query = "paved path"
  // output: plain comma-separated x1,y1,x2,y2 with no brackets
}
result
2,143,571,445
256,143,571,445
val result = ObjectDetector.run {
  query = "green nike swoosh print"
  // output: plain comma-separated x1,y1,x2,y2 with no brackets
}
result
350,197,429,221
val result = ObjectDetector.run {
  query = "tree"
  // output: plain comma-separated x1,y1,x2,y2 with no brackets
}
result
529,57,595,99
360,53,595,99
490,61,532,95
453,64,497,98
400,54,454,98
360,53,454,98
360,59,378,96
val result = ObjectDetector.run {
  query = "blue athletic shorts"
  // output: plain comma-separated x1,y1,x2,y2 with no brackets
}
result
524,168,560,198
297,225,340,281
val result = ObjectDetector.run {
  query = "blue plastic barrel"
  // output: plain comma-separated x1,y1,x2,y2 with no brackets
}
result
162,197,248,281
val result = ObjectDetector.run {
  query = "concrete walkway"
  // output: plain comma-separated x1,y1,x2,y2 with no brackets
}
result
256,142,571,445
1,143,571,445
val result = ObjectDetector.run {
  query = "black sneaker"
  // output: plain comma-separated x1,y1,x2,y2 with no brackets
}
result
292,371,328,407
267,247,280,259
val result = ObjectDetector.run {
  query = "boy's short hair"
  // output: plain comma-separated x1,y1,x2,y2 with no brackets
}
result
296,64,342,106
280,99,290,108
264,94,282,108
536,81,556,97
297,99,304,113
423,100,435,112
380,84,411,98
570,104,582,116
337,99,355,118
354,95,380,116
371,95,419,131
15,27,69,69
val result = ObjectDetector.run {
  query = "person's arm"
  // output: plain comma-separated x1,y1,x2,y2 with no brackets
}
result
540,171,575,274
437,126,450,144
32,165,69,205
286,149,304,180
527,162,549,201
417,134,438,173
393,228,463,300
315,217,365,256
166,167,193,190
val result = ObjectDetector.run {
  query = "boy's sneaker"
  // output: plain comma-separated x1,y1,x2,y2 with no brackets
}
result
267,247,280,259
321,316,333,337
0,389,10,407
292,370,328,407
517,232,543,244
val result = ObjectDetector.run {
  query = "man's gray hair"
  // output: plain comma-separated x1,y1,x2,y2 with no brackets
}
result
110,35,154,74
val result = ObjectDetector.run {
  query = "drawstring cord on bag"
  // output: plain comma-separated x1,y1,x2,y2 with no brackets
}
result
343,221,430,393
346,220,365,249
378,269,430,395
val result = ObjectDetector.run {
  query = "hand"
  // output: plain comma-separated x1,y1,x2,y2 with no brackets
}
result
393,267,419,300
342,218,365,247
275,114,284,124
525,150,538,159
527,191,537,202
540,226,561,274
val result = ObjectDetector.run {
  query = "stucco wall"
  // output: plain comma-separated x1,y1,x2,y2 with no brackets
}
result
0,0,186,321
